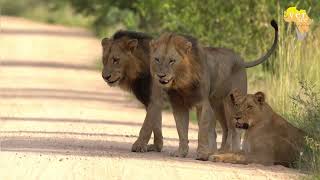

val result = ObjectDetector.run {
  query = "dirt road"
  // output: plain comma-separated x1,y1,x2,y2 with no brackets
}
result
0,16,303,179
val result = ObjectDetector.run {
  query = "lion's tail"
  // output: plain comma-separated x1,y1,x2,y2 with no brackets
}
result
244,20,278,68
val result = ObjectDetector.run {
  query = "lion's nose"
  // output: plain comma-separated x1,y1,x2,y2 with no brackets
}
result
234,116,241,121
157,73,166,78
102,74,112,81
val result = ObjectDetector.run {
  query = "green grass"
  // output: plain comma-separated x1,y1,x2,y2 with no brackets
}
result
247,18,320,116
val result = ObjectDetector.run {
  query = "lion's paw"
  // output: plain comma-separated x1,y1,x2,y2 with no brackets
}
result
170,146,189,158
196,152,209,161
147,144,162,152
208,154,223,162
131,141,148,153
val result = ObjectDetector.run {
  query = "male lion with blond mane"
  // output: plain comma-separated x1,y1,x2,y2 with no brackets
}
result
149,20,278,160
209,89,306,166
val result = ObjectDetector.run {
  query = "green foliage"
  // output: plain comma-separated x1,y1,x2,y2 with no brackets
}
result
135,0,275,60
2,1,319,59
1,0,92,28
68,0,319,68
288,82,320,173
189,111,197,123
1,0,34,16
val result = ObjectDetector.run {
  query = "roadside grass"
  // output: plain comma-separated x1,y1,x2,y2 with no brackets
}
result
247,19,320,117
289,82,320,174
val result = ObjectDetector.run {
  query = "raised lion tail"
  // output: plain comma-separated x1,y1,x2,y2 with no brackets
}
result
244,20,278,68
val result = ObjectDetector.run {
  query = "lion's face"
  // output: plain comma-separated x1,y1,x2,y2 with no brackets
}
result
150,34,193,89
230,89,266,129
101,37,139,87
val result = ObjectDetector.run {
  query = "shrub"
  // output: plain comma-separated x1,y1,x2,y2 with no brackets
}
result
289,82,320,174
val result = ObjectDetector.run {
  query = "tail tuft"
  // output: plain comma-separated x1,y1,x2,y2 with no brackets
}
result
271,20,278,31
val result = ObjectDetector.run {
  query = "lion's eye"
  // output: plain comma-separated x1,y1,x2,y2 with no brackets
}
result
112,57,120,64
154,58,160,64
169,58,176,65
247,105,253,110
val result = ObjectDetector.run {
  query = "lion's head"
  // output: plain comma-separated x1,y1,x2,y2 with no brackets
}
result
229,89,271,130
101,31,151,88
149,33,201,89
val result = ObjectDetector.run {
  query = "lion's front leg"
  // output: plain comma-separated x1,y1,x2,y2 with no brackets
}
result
171,104,189,158
147,109,163,152
224,100,241,152
132,100,162,152
132,85,163,153
196,100,213,161
131,112,153,152
209,152,248,164
197,106,217,155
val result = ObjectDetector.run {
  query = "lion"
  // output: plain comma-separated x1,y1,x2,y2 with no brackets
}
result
101,31,164,152
149,20,278,160
209,89,306,167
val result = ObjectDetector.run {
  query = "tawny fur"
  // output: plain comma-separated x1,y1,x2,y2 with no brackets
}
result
210,89,306,167
149,20,278,160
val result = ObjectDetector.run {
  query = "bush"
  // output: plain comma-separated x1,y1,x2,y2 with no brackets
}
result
289,82,320,174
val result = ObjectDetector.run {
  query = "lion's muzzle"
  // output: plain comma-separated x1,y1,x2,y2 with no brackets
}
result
102,73,121,86
235,122,249,129
156,73,173,87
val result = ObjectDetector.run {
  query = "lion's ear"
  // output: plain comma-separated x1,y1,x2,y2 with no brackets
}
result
149,39,157,50
174,36,192,54
254,92,265,104
185,41,192,54
230,93,236,105
230,88,243,105
101,37,110,47
126,39,138,52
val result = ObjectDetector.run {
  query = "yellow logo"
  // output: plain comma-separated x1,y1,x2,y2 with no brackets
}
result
284,7,313,33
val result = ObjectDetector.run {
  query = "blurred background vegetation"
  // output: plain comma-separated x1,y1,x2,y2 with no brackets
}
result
1,0,319,175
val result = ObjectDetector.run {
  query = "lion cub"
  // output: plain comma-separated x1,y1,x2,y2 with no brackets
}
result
209,89,306,167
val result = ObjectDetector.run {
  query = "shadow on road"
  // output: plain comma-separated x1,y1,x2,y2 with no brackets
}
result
0,135,229,168
0,86,133,105
0,88,116,96
0,94,128,104
0,130,198,143
1,29,93,37
1,136,134,157
1,60,96,70
0,135,277,174
0,117,198,131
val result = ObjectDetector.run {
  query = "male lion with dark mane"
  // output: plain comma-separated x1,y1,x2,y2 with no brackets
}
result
209,89,306,167
101,31,164,152
149,20,278,160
